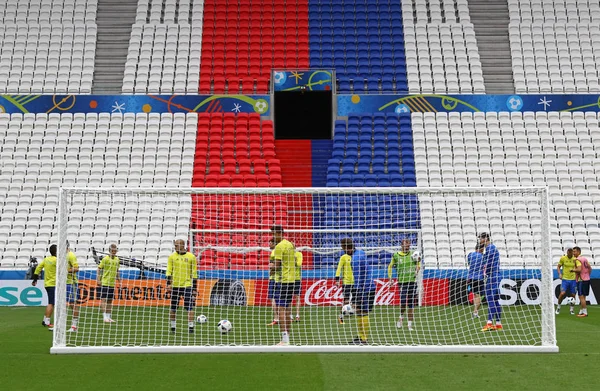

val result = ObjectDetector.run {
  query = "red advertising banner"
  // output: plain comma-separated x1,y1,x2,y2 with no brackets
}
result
253,278,451,307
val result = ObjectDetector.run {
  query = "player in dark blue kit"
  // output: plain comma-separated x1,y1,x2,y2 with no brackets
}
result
478,233,503,331
341,238,376,345
466,243,485,318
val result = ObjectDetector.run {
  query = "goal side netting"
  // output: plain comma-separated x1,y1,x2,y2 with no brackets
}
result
52,187,557,353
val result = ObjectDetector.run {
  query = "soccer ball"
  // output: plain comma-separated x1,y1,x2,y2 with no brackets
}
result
196,315,207,324
217,319,232,333
565,297,576,305
506,95,523,111
254,99,268,114
273,71,287,85
342,304,355,316
411,251,421,261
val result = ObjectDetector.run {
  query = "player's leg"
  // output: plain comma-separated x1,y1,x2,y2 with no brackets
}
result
482,282,499,331
352,290,374,344
577,281,589,317
472,280,481,318
276,284,292,345
567,281,577,314
105,287,116,322
406,282,416,330
184,288,195,333
43,287,55,327
397,283,406,328
339,285,350,324
66,284,79,332
556,281,567,314
169,288,180,332
267,281,279,326
295,281,301,321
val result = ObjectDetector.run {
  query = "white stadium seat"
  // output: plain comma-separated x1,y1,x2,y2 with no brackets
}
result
0,113,197,266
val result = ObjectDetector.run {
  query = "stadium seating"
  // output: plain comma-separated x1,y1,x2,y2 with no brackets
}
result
123,24,202,94
0,23,96,94
192,113,282,187
0,112,196,267
412,111,600,268
401,0,485,94
199,0,309,94
509,0,600,93
308,0,407,93
327,113,416,187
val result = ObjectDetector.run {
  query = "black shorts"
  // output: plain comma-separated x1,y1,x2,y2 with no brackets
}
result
170,287,195,311
343,284,357,302
355,289,376,314
293,280,302,296
45,287,55,305
578,281,590,296
100,286,115,300
399,282,418,308
468,279,484,295
276,283,294,307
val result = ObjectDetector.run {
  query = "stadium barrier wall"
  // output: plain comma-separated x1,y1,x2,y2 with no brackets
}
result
3,270,598,307
1,94,599,115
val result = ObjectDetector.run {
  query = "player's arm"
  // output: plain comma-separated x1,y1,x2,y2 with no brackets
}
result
32,260,45,286
556,259,563,279
68,254,79,273
97,257,105,284
191,254,198,291
335,256,344,284
572,260,582,273
166,255,173,287
273,244,283,270
387,254,396,283
296,252,303,267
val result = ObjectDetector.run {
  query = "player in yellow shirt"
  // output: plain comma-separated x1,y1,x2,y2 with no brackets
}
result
65,242,80,332
556,247,581,315
32,242,80,332
97,244,120,323
291,250,303,322
335,247,355,324
166,239,198,333
32,244,58,328
267,238,280,326
270,225,296,346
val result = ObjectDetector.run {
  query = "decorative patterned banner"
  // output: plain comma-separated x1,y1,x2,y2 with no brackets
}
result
0,94,271,115
337,93,600,116
272,69,334,92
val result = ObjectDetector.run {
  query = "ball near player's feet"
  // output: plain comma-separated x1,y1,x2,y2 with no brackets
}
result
196,315,207,324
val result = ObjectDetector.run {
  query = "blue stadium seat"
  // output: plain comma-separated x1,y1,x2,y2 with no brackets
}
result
332,149,345,159
359,133,372,143
351,176,365,186
378,178,391,187
357,164,370,175
373,163,385,175
364,174,378,187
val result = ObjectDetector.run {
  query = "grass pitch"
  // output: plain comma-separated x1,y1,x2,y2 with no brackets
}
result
0,306,598,390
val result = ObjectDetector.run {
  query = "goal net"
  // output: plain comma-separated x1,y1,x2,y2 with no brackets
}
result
52,187,557,353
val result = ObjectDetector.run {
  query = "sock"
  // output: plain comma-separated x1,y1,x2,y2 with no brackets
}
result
71,318,78,327
43,316,50,325
188,321,194,328
584,308,588,314
408,320,413,328
282,331,289,343
473,310,478,315
103,313,109,320
487,320,493,325
357,316,365,340
496,321,502,326
170,320,176,328
557,304,561,309
274,317,279,322
362,316,370,341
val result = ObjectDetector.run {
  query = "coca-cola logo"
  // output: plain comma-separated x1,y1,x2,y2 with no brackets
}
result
304,279,345,305
303,279,398,306
374,279,395,306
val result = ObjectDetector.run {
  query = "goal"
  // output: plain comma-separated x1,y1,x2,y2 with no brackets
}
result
51,187,557,353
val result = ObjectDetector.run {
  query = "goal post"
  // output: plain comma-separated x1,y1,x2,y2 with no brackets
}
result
51,187,557,354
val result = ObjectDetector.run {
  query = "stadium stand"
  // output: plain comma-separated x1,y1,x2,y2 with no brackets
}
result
122,0,203,93
308,0,407,93
0,112,196,267
199,0,309,94
509,0,600,93
0,0,97,94
412,111,600,267
401,0,485,94
327,114,415,187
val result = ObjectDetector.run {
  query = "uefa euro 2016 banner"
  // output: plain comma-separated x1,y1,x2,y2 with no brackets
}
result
0,94,271,116
2,93,600,116
2,275,597,307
